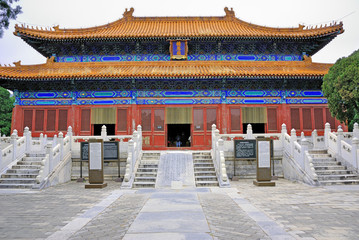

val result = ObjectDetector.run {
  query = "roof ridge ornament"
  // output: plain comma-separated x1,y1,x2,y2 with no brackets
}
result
13,61,21,67
123,7,134,20
303,55,312,64
53,25,60,31
224,7,235,18
46,56,55,64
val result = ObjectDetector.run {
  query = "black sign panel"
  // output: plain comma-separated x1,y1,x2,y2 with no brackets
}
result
103,141,119,160
234,140,256,159
81,141,118,161
81,142,89,161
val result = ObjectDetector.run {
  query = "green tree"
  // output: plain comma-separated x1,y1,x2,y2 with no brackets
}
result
0,87,14,136
0,0,22,38
322,49,359,131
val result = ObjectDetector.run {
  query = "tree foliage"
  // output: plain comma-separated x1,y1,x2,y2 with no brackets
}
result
0,0,22,38
0,87,14,136
322,49,359,130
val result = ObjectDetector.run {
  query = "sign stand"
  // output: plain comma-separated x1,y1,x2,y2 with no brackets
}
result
253,138,275,186
85,139,107,189
77,142,88,182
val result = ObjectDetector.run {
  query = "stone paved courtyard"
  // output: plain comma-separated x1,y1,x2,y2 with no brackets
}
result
1,179,359,240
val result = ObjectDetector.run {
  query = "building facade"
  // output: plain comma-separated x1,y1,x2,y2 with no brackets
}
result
0,8,345,150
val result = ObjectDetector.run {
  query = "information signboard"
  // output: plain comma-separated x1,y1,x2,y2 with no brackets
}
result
81,142,89,161
234,140,256,159
103,142,119,160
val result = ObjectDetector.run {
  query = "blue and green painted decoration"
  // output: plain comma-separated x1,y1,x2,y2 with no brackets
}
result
17,90,327,106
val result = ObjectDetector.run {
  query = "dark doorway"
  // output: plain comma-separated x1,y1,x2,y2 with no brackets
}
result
242,123,265,134
93,124,115,136
167,124,191,147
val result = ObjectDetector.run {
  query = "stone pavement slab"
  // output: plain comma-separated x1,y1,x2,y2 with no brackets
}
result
2,178,359,240
126,191,210,236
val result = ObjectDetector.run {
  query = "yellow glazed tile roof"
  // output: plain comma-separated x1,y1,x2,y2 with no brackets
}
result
14,8,344,40
0,57,331,80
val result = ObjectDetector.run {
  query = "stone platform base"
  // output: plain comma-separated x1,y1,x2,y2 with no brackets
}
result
253,180,275,186
85,183,108,189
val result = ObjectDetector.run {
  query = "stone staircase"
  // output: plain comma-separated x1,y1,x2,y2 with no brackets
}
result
309,150,359,185
0,153,45,189
193,152,219,187
133,152,160,188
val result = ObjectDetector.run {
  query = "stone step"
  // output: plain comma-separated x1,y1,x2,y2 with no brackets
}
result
17,161,42,166
22,157,45,161
194,167,216,172
317,174,359,181
315,170,351,175
1,173,38,179
12,165,41,170
0,178,37,184
133,182,156,188
195,176,218,181
311,158,336,162
194,171,216,176
135,172,157,177
134,177,157,182
141,156,160,161
139,164,158,168
26,153,46,157
319,179,359,185
136,168,158,173
194,163,214,168
0,183,34,189
312,161,341,166
7,169,40,174
193,156,212,160
309,153,332,158
314,165,347,171
308,149,328,154
196,181,219,187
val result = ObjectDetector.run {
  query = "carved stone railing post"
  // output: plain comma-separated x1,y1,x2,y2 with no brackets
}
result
101,125,107,140
246,124,254,139
10,130,17,161
137,125,142,151
353,123,359,139
337,126,343,157
352,137,359,169
23,127,31,154
324,122,331,148
67,126,73,150
58,132,64,161
46,143,53,173
44,134,48,151
52,134,57,148
312,129,318,149
290,128,297,156
281,123,287,149
39,133,44,150
301,132,305,141
212,124,217,151
301,138,309,163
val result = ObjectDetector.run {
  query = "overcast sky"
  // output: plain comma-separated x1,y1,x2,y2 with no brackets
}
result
0,0,358,65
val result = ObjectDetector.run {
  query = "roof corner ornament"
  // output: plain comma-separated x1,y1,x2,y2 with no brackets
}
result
123,7,134,20
224,7,235,18
46,56,55,64
13,61,21,67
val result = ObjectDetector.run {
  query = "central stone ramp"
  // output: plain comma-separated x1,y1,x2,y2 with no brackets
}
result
156,152,195,188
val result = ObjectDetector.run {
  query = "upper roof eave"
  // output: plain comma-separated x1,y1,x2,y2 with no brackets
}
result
14,7,344,41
